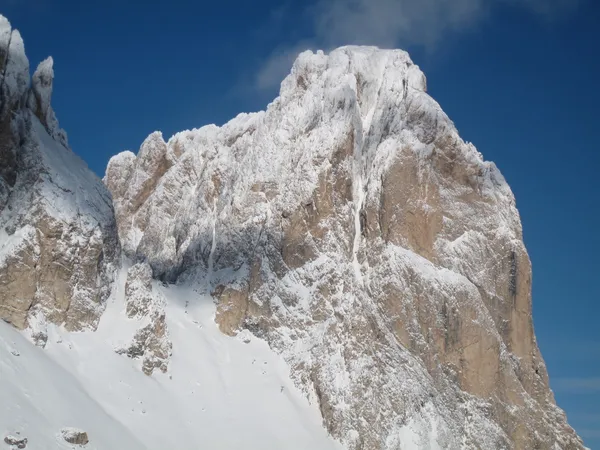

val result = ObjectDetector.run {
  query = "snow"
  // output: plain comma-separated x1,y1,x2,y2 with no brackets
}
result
1,27,29,108
32,117,113,227
0,16,11,59
385,404,443,450
0,320,146,450
31,57,54,114
351,174,364,284
0,225,36,264
28,56,69,148
0,263,343,450
207,197,217,278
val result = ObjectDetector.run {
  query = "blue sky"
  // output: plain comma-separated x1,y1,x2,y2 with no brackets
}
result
4,0,600,445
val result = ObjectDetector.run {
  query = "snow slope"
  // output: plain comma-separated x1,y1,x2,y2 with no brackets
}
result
0,322,145,450
0,263,342,450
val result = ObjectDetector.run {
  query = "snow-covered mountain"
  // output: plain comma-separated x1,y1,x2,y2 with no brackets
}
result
0,16,118,338
0,14,586,450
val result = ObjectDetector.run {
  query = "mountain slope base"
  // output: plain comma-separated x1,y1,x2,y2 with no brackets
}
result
0,263,343,450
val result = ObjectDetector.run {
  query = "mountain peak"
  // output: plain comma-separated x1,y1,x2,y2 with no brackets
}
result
0,15,29,119
0,18,586,450
105,43,583,449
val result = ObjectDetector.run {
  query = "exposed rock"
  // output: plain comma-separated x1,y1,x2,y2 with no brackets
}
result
60,428,88,445
4,434,27,449
27,57,68,148
108,47,584,449
0,15,120,333
124,262,154,318
213,284,249,336
104,132,180,260
125,311,171,376
116,262,172,375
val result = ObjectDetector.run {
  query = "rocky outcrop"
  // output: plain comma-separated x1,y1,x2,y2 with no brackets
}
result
116,262,172,375
4,433,27,449
61,428,89,446
0,16,119,336
104,132,181,261
107,47,583,449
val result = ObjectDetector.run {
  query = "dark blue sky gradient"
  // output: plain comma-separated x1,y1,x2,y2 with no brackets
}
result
3,0,599,445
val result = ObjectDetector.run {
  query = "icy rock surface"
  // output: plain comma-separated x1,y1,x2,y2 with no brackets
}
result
107,46,584,449
116,262,172,375
0,15,119,334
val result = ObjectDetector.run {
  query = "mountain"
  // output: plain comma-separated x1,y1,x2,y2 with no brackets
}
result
0,16,118,340
0,15,585,450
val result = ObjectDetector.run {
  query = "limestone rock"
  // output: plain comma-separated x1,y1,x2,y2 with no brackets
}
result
0,15,120,333
61,428,89,445
104,132,180,260
116,262,172,375
124,262,154,318
28,57,68,148
126,311,171,376
108,47,584,449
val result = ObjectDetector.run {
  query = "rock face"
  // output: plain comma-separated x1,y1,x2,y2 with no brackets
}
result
106,47,584,449
0,16,119,336
115,262,172,375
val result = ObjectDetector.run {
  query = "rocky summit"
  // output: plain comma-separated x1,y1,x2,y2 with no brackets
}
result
0,14,585,450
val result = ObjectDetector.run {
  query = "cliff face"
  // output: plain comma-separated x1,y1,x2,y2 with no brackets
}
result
0,16,119,339
106,47,584,449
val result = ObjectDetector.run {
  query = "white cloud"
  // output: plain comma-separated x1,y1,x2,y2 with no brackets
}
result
314,0,579,48
255,41,314,91
256,0,581,90
313,0,487,48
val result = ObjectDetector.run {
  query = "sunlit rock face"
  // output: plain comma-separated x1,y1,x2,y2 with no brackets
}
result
107,46,584,449
0,15,119,337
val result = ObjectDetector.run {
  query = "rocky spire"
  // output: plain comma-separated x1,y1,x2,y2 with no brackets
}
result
0,16,29,210
28,56,69,147
0,16,29,119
